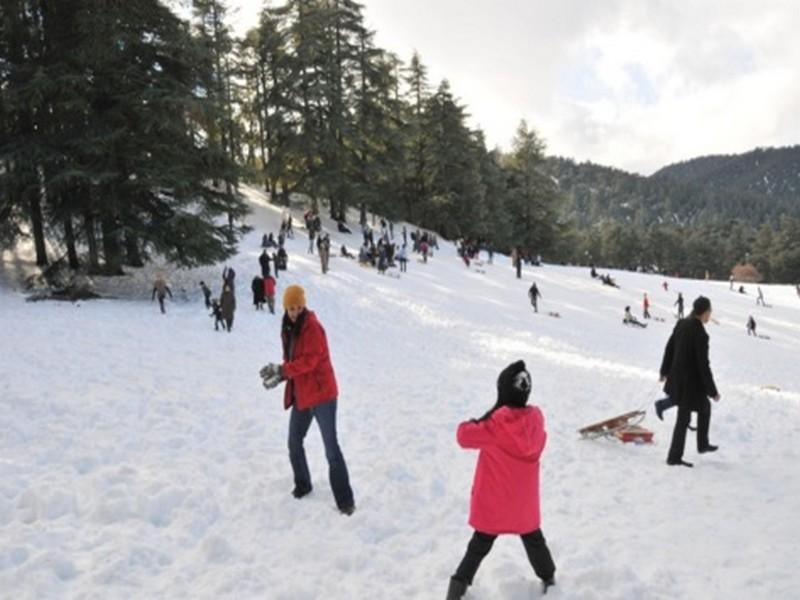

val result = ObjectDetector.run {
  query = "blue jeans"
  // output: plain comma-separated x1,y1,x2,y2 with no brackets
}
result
288,400,354,508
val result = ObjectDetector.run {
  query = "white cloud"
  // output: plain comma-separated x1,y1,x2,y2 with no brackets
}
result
227,0,800,174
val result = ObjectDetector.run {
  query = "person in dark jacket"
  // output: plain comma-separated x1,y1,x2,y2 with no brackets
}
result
199,281,212,309
259,249,271,278
657,296,720,467
747,315,757,336
528,283,541,313
259,285,355,515
210,299,225,331
251,276,265,310
220,285,236,332
675,292,685,319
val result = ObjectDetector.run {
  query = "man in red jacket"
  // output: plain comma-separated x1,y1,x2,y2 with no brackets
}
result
260,285,355,515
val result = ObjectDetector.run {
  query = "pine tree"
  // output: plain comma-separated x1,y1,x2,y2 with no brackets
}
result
504,120,562,257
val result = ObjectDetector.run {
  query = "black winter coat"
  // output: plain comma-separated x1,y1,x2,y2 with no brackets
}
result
659,317,718,410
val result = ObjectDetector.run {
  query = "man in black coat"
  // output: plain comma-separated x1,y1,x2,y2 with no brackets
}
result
658,296,720,467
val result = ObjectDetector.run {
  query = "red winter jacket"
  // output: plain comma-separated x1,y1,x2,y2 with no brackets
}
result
263,277,276,298
457,406,547,535
281,310,338,410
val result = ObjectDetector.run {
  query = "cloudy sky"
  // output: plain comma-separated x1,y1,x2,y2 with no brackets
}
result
226,0,800,175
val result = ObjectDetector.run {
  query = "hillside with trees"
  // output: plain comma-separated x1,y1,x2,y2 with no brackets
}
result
1,0,798,283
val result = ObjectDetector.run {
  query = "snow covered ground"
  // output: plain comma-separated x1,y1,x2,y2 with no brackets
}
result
2,186,800,599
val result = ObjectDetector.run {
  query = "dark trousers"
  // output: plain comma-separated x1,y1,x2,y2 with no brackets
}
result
157,295,166,314
225,316,233,332
399,259,407,273
454,529,555,585
288,400,354,509
667,399,711,461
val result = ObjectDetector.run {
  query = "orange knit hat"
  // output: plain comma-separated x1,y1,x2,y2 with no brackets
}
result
283,284,307,310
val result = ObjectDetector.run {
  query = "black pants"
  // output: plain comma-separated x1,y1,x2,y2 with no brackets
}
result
157,295,166,314
225,317,233,332
668,399,711,462
454,529,555,585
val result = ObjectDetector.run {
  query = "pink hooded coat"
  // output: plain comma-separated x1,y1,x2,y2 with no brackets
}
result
457,405,547,535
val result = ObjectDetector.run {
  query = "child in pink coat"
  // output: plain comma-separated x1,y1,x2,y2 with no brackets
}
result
447,360,556,599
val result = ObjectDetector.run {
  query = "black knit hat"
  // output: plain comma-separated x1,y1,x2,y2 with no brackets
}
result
497,360,532,408
692,296,712,316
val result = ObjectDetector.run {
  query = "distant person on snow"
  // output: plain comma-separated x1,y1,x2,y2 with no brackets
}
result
623,306,647,328
397,244,409,273
446,361,556,600
796,284,800,298
658,296,720,468
590,264,598,279
220,284,236,332
210,299,225,331
756,286,766,306
263,274,276,315
747,315,757,337
738,285,746,294
259,249,272,278
251,275,265,310
222,266,236,294
729,275,734,290
260,285,356,516
340,244,355,259
662,281,669,292
528,282,541,313
152,275,173,314
199,281,212,309
675,292,685,319
643,293,651,319
600,274,619,288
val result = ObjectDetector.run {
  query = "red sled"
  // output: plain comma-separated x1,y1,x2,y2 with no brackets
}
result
615,425,654,444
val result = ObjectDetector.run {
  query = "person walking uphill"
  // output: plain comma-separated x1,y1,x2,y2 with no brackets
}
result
528,282,541,313
658,296,720,467
260,285,355,515
220,284,236,332
152,276,173,314
447,361,556,599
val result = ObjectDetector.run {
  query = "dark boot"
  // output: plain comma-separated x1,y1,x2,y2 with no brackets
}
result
446,577,468,600
292,484,312,499
542,578,556,594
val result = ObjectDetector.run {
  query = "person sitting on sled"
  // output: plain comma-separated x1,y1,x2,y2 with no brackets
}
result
623,306,647,328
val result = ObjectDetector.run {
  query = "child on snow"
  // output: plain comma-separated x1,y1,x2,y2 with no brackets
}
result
447,361,556,599
210,299,225,331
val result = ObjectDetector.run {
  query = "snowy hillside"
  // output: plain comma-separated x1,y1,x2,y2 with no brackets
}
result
2,185,799,599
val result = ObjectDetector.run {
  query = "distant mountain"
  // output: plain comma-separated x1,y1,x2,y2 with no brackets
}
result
543,145,800,229
653,145,800,201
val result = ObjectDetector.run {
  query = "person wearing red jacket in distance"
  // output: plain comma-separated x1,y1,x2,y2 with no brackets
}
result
447,360,556,599
260,285,355,515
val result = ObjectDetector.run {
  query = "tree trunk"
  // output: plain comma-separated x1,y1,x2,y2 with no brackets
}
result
100,215,124,275
29,192,49,267
124,230,144,267
64,215,80,269
84,211,101,274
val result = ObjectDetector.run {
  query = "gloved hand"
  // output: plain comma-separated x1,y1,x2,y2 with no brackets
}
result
260,363,284,390
259,363,282,380
262,373,284,390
